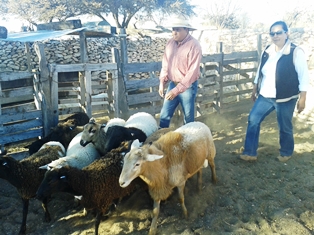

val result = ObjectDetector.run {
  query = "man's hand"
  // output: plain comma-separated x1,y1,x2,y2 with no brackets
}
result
165,90,176,100
159,83,164,97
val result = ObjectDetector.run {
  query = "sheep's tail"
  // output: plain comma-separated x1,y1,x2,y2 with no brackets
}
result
203,159,208,168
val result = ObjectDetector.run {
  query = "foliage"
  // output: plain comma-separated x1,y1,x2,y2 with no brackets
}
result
200,0,241,29
84,0,195,28
1,0,87,26
0,0,195,29
283,8,312,28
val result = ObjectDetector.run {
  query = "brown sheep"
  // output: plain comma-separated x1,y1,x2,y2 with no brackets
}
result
119,121,217,235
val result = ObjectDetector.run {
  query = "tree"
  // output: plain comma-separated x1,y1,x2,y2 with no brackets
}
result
200,0,243,29
283,8,310,28
0,0,195,29
84,0,195,28
1,0,86,26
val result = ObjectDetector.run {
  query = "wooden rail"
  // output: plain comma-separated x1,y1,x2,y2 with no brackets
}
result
0,39,259,154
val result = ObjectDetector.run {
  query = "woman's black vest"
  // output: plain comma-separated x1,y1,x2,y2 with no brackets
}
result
257,44,299,100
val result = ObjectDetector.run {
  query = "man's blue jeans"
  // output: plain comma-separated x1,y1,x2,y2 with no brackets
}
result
159,81,198,128
243,95,297,157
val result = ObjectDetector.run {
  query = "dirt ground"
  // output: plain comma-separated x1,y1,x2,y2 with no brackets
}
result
1,85,314,235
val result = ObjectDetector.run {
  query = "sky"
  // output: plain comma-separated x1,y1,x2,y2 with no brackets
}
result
1,0,314,33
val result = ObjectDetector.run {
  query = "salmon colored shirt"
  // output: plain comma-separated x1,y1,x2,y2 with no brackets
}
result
159,34,202,96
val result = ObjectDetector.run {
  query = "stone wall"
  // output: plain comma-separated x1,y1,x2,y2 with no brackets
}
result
1,28,314,72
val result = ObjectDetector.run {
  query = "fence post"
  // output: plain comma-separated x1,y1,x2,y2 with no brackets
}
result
257,34,262,63
117,28,129,119
34,42,58,136
217,42,224,113
25,42,32,72
0,81,3,154
79,31,89,116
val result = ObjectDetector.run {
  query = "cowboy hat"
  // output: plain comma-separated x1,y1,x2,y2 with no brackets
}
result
165,16,196,31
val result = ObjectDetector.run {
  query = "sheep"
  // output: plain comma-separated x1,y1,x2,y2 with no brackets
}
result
60,112,90,125
119,121,217,235
28,112,89,155
0,142,66,235
124,112,158,137
143,127,175,145
80,112,158,155
79,117,126,154
36,141,143,235
40,132,100,170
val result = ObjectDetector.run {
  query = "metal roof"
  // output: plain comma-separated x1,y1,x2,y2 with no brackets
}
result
1,26,116,42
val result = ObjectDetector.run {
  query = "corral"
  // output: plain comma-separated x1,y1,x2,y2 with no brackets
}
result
1,24,314,235
0,28,259,156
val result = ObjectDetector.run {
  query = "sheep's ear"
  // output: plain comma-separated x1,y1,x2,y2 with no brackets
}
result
131,139,142,149
39,165,51,170
89,118,96,124
146,154,164,162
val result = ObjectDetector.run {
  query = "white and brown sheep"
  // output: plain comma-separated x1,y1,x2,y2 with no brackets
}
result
0,142,66,235
28,112,89,155
119,121,217,235
36,141,144,235
80,112,158,155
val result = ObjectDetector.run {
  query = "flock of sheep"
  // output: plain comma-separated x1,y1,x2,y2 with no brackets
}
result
0,111,217,235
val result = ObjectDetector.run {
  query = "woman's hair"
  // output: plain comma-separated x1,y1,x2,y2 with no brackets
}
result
269,21,289,32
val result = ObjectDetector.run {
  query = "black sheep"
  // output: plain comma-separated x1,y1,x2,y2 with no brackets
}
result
36,142,144,235
0,143,65,235
28,112,89,155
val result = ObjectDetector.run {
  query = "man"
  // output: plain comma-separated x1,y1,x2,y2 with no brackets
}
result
158,16,202,128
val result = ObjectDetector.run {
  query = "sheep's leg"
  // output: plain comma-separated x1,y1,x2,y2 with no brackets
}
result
19,198,29,235
149,200,160,235
177,184,188,219
94,212,103,235
208,158,217,184
197,169,203,191
41,197,51,222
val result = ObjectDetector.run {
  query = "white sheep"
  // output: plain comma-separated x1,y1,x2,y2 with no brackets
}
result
103,117,126,132
39,141,66,155
124,112,158,137
80,112,158,155
119,121,217,235
40,132,100,170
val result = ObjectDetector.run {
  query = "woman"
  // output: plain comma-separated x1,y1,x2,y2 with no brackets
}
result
240,21,309,162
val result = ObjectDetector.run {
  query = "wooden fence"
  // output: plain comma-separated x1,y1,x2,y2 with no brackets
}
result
0,38,260,154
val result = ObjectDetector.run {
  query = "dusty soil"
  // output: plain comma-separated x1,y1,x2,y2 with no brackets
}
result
1,87,314,235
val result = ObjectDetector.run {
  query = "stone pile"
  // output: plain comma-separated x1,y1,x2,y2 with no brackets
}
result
1,28,314,74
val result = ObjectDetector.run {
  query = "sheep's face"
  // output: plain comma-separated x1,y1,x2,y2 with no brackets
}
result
119,148,145,188
80,122,100,146
0,156,11,179
36,168,77,201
